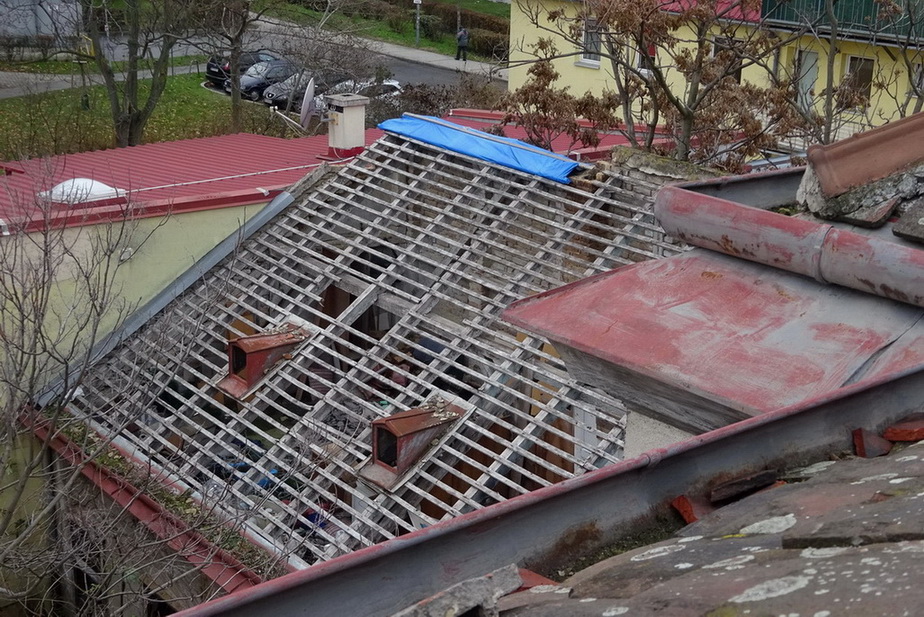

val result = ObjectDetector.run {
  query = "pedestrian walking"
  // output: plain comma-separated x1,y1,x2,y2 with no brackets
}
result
456,27,469,62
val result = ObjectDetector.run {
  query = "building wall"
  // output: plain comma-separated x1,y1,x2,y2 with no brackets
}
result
508,0,921,140
29,202,265,348
0,0,81,39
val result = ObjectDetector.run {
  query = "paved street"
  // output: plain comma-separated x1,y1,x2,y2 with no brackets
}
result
0,28,507,100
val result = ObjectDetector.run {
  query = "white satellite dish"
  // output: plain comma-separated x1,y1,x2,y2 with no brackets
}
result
299,77,316,129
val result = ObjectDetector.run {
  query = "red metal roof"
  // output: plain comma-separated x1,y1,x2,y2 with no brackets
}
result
0,131,383,233
446,109,665,161
503,176,924,427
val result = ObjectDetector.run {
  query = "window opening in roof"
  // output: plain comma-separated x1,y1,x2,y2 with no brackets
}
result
217,321,316,399
375,427,398,469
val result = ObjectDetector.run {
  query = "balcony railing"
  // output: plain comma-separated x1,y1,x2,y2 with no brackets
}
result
761,0,924,41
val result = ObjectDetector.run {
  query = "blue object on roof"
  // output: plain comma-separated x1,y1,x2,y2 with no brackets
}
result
378,115,581,184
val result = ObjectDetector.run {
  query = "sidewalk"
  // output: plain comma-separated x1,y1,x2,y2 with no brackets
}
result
367,40,507,82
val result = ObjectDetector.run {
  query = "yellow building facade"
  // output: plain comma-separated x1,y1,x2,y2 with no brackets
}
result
508,0,924,146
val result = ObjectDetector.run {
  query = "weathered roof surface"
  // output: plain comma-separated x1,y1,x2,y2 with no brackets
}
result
0,132,383,232
807,111,924,197
501,438,924,616
67,124,682,569
503,169,924,433
504,247,924,432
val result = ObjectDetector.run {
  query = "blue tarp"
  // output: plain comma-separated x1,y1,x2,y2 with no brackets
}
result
378,115,580,184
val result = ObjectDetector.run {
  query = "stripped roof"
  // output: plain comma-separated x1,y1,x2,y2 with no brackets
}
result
66,120,683,570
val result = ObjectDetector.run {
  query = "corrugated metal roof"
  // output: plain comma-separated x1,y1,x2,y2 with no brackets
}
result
0,131,384,231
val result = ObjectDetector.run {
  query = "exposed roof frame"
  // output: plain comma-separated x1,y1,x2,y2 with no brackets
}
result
68,131,683,569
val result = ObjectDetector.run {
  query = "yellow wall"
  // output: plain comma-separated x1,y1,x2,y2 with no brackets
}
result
47,203,263,342
509,0,919,136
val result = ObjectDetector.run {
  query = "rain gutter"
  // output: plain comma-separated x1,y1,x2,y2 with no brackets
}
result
173,363,924,617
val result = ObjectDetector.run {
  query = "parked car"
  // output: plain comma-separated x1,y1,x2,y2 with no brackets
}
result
263,70,351,112
205,50,284,88
225,59,299,101
313,79,402,114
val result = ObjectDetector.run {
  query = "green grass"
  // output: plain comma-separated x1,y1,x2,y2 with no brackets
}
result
268,1,507,61
0,54,210,75
0,72,280,160
436,0,510,20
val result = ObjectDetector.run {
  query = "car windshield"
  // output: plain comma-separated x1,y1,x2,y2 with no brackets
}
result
244,62,271,77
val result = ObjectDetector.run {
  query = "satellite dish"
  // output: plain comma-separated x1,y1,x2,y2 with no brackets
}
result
299,77,316,129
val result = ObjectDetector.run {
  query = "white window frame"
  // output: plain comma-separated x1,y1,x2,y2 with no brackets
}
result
910,63,924,97
712,37,743,84
843,55,875,106
634,41,656,76
577,18,602,68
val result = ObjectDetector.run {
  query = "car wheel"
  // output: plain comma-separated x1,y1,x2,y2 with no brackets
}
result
249,90,261,102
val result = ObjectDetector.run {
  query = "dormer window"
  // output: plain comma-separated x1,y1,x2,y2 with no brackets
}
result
217,321,315,399
359,397,462,490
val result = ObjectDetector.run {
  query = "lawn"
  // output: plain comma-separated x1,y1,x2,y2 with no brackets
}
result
269,0,508,61
0,72,279,161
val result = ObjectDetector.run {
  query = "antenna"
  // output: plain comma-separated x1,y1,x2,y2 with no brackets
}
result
299,77,316,129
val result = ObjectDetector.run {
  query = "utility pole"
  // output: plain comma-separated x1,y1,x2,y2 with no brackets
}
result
415,0,422,46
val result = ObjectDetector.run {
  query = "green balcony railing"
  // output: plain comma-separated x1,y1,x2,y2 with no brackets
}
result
761,0,924,40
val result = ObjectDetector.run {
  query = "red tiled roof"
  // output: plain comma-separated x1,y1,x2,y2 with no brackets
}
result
661,0,761,22
0,131,383,233
808,112,924,197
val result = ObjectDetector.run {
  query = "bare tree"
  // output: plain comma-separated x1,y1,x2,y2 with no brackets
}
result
763,0,924,147
0,188,284,615
511,0,808,168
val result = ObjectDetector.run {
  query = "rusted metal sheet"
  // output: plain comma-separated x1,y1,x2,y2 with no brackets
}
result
360,400,462,489
807,112,924,197
172,368,924,617
217,323,313,398
656,185,924,307
503,245,924,428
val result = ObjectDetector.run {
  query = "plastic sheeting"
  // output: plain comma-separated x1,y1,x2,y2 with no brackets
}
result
378,115,580,184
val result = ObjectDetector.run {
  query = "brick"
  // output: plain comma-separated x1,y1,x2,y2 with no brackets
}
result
516,568,558,592
883,413,924,442
671,494,715,524
852,427,893,458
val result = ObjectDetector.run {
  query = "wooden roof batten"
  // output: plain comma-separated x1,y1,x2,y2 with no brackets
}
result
66,130,684,571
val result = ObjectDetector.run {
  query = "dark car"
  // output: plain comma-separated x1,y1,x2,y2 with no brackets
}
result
205,50,284,88
263,70,350,112
225,59,298,101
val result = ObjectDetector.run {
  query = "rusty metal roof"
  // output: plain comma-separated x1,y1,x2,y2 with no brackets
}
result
503,170,924,434
66,125,682,570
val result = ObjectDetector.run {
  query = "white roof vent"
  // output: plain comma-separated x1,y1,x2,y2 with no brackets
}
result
40,178,125,204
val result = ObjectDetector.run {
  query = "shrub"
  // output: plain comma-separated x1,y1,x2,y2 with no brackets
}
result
386,9,410,33
418,14,444,40
419,3,508,36
468,28,508,61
